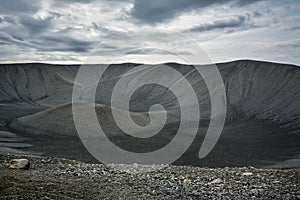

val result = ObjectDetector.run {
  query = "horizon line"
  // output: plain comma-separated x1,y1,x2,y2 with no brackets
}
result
0,59,299,67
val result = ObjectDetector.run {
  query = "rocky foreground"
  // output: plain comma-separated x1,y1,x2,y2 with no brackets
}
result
0,153,299,199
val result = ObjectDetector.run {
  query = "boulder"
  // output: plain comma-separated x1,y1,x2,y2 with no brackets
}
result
8,158,30,170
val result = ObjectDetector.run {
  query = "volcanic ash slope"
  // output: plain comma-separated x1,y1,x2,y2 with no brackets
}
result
9,102,165,137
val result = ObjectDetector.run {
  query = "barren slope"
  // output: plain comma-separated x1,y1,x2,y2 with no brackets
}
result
0,60,299,167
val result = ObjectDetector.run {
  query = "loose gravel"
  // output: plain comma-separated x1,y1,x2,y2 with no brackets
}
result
0,153,299,199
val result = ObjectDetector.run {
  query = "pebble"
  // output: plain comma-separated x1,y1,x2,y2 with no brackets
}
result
209,178,222,184
242,172,253,176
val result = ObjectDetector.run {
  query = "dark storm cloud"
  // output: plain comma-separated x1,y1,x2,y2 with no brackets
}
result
130,0,267,24
0,0,40,14
189,15,247,32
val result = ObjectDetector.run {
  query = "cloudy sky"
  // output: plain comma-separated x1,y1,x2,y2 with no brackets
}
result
0,0,299,65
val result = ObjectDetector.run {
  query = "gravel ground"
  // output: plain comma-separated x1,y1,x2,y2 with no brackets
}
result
0,153,299,199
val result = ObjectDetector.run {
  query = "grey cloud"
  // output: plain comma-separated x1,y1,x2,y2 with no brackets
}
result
0,0,40,14
92,23,121,37
0,31,33,50
290,44,300,48
0,32,15,44
19,15,54,34
130,0,268,24
0,16,16,24
48,11,64,18
189,15,247,32
0,0,297,65
126,48,192,55
40,35,95,52
0,24,27,42
51,0,95,4
49,0,99,7
276,39,300,48
253,11,262,17
284,25,300,31
54,23,122,40
43,35,93,47
0,30,94,53
233,0,266,6
0,32,26,45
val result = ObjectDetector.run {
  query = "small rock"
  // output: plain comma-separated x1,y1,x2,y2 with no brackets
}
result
183,179,191,184
209,178,222,184
250,189,258,194
242,172,253,176
273,180,281,184
191,190,200,196
41,158,52,163
8,158,30,170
